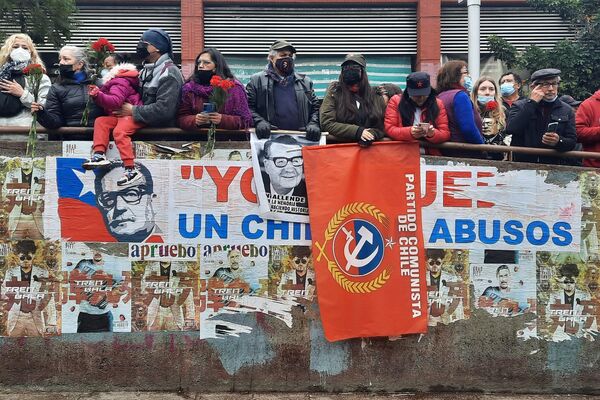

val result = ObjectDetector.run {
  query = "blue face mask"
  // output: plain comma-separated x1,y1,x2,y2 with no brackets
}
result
463,76,473,92
500,83,516,97
478,95,495,105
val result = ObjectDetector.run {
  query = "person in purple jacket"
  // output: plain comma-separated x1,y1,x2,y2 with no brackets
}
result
82,60,144,185
436,60,484,158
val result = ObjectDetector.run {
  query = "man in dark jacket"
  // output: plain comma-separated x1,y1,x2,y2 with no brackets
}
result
115,28,183,128
506,68,577,165
246,40,321,141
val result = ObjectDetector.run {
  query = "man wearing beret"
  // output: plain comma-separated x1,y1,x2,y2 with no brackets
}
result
115,28,183,128
506,68,577,164
246,40,321,141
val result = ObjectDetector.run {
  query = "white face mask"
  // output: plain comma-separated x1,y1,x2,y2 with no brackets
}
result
10,47,31,63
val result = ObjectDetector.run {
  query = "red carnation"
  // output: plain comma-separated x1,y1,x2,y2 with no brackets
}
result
91,37,115,53
210,75,223,87
219,79,235,91
23,63,45,76
485,100,498,111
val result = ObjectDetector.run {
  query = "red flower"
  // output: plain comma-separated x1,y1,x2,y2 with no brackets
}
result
91,37,115,53
485,100,498,111
210,75,223,87
23,63,45,75
219,79,235,91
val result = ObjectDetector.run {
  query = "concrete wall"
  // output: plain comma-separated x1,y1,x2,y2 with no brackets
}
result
1,141,599,395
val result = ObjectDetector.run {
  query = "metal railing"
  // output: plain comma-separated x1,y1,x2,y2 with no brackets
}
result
1,126,599,161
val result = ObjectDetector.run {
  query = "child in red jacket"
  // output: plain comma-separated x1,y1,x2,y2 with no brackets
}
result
82,61,144,186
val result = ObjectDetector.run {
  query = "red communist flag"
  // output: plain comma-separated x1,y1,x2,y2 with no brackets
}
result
303,142,428,341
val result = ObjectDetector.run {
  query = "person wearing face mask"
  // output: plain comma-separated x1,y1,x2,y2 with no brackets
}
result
32,45,103,128
436,60,484,158
0,34,50,127
471,77,507,154
178,48,252,132
384,71,450,155
499,71,524,118
320,53,386,145
246,40,321,141
506,68,577,165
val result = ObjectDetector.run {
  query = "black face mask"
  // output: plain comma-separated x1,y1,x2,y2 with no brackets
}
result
275,57,294,76
341,68,362,85
59,64,76,80
194,69,215,85
136,42,150,61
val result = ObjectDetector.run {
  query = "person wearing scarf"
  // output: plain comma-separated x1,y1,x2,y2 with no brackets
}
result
178,48,252,131
0,34,50,127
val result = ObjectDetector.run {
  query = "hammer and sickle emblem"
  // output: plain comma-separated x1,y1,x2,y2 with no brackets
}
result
342,225,379,272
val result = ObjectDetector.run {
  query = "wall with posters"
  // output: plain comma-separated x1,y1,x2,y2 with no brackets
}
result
1,142,600,394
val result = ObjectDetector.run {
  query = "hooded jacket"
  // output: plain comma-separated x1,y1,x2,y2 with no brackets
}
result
93,63,142,114
37,72,103,128
576,90,600,168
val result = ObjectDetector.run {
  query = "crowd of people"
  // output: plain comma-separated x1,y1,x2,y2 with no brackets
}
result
2,31,600,178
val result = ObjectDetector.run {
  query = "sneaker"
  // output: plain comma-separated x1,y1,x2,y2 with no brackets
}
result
82,153,110,170
117,167,142,186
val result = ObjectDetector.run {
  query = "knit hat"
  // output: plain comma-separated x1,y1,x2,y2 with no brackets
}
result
141,28,173,59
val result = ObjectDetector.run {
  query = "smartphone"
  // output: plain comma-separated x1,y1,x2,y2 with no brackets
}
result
419,122,431,131
547,122,559,133
203,102,215,114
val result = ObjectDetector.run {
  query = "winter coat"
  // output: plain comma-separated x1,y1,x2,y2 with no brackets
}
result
384,95,450,156
93,63,142,114
320,82,386,141
506,98,577,165
36,73,103,128
246,70,319,131
132,54,184,127
0,72,51,127
576,90,600,168
177,79,252,131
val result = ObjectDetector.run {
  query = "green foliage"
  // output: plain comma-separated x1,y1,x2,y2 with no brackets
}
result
0,0,77,48
487,0,600,99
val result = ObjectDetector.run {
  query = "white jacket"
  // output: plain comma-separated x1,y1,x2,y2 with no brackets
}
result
0,74,51,127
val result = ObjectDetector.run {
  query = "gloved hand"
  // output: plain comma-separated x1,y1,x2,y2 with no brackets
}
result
255,120,271,139
305,124,321,142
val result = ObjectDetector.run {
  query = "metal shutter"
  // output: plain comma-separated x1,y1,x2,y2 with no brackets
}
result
227,55,412,98
20,5,182,53
204,5,417,55
441,6,575,53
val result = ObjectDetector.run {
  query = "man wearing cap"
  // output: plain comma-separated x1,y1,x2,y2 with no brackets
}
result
246,40,321,141
506,68,577,164
576,88,600,168
114,28,183,128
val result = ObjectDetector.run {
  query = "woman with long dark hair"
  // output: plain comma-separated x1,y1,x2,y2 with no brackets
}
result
384,72,450,155
436,60,484,157
320,53,386,145
178,47,252,131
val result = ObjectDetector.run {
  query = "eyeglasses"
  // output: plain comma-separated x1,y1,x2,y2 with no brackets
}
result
267,156,303,168
563,279,575,284
427,258,443,267
18,254,33,261
97,186,150,209
293,256,309,264
538,82,559,89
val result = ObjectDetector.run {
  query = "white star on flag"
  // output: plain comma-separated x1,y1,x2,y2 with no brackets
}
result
385,237,396,248
72,168,96,197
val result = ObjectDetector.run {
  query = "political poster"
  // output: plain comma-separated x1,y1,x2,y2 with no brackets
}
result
268,245,315,301
0,239,61,337
61,242,131,333
304,142,428,341
250,132,325,223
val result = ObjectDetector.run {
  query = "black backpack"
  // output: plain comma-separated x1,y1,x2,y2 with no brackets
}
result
0,72,26,117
